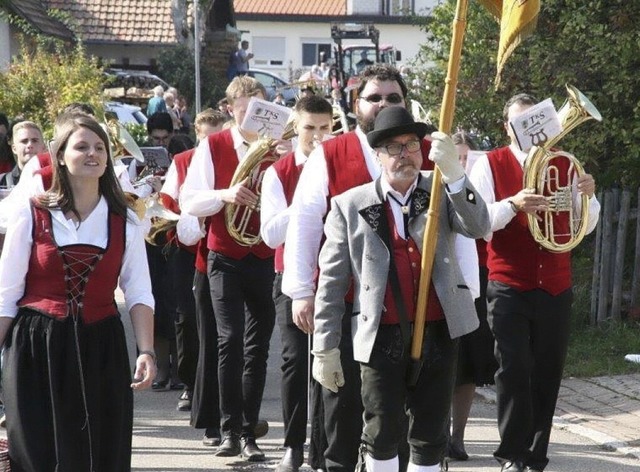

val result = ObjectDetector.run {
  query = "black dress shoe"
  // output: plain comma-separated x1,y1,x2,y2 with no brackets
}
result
501,461,524,472
254,419,269,439
176,388,192,411
275,446,304,472
170,381,185,390
215,433,241,457
446,441,469,461
240,436,265,462
202,427,221,447
151,379,169,390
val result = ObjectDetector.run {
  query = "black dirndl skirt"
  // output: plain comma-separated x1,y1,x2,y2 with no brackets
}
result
2,308,133,472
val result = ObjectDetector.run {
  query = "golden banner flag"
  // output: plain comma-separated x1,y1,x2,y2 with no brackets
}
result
479,0,541,84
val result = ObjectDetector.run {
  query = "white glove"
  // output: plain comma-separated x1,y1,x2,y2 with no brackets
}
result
312,348,344,393
429,131,465,183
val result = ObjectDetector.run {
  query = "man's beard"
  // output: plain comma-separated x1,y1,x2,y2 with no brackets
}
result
356,109,376,134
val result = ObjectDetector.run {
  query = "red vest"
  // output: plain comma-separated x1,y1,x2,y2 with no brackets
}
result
159,148,197,254
34,152,53,191
205,129,274,260
324,132,434,200
381,204,444,324
271,151,303,272
195,218,211,274
19,203,125,323
0,161,12,174
487,146,572,294
476,239,488,268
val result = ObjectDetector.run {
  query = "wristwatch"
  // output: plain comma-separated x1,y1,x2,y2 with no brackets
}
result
508,199,518,213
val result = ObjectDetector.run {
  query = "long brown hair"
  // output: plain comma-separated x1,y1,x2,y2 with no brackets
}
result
37,113,129,221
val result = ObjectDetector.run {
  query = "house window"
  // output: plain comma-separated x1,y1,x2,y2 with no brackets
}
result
302,42,332,66
252,36,285,67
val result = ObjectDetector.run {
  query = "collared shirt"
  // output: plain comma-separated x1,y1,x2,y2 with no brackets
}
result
180,126,248,217
260,148,308,249
0,158,136,233
282,127,379,300
0,197,154,318
469,143,601,240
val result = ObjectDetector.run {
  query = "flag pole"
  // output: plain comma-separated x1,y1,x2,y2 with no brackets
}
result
408,0,469,386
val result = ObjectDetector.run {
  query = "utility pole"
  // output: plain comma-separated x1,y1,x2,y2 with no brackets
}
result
194,0,201,113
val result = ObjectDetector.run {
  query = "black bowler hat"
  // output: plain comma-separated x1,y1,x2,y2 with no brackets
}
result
367,107,429,148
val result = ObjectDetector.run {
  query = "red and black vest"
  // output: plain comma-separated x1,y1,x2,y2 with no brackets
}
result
486,146,572,294
159,148,198,254
271,151,304,272
19,202,125,323
381,203,444,324
205,129,274,260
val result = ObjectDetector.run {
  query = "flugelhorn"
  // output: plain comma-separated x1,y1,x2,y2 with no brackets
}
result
105,118,145,163
224,120,296,246
522,85,602,253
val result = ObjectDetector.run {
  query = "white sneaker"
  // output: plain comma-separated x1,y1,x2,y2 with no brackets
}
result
624,354,640,363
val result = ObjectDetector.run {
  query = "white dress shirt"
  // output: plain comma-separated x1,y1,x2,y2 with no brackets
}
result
260,149,308,249
469,143,601,240
0,197,154,318
282,128,379,300
180,127,249,217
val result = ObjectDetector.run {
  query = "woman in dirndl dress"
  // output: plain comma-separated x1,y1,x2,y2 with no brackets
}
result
0,112,156,471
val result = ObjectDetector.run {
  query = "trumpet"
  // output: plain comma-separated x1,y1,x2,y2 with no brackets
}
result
522,85,602,253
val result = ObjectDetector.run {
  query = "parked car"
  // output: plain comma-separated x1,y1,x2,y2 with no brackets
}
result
105,101,148,125
245,69,298,106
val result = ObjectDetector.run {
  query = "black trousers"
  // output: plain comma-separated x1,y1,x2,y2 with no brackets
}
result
190,269,220,429
273,273,326,469
487,281,572,471
360,322,457,466
168,246,199,389
208,251,276,436
323,305,363,472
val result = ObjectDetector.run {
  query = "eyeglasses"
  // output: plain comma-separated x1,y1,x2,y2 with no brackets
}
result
378,139,421,156
360,93,404,105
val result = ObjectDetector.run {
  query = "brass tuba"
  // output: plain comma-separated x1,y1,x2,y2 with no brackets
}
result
224,121,297,246
522,85,602,253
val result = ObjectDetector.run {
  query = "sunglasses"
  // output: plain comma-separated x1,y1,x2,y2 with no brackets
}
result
379,139,422,156
360,93,404,104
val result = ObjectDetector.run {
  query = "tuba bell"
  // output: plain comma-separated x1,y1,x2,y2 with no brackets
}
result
224,121,297,246
522,84,602,253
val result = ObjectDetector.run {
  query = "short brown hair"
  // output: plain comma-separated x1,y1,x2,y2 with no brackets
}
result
225,75,266,104
194,108,228,131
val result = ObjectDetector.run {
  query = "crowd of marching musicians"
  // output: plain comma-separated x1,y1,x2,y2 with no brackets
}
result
0,64,600,472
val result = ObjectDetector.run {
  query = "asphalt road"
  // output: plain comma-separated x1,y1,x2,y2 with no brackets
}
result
3,291,633,471
121,292,640,472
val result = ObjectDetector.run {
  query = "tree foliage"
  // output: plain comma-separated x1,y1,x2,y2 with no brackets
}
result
156,43,227,111
413,0,640,187
0,38,105,138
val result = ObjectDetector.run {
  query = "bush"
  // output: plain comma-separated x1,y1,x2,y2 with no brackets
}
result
0,39,105,137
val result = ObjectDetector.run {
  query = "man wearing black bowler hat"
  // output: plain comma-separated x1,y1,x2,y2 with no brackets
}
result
312,106,490,472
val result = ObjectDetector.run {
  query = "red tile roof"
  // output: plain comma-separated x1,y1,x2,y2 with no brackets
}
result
46,0,179,44
234,0,346,16
4,0,74,39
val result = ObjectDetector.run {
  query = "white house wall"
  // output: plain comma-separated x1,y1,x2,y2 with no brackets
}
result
0,20,14,73
236,19,429,81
